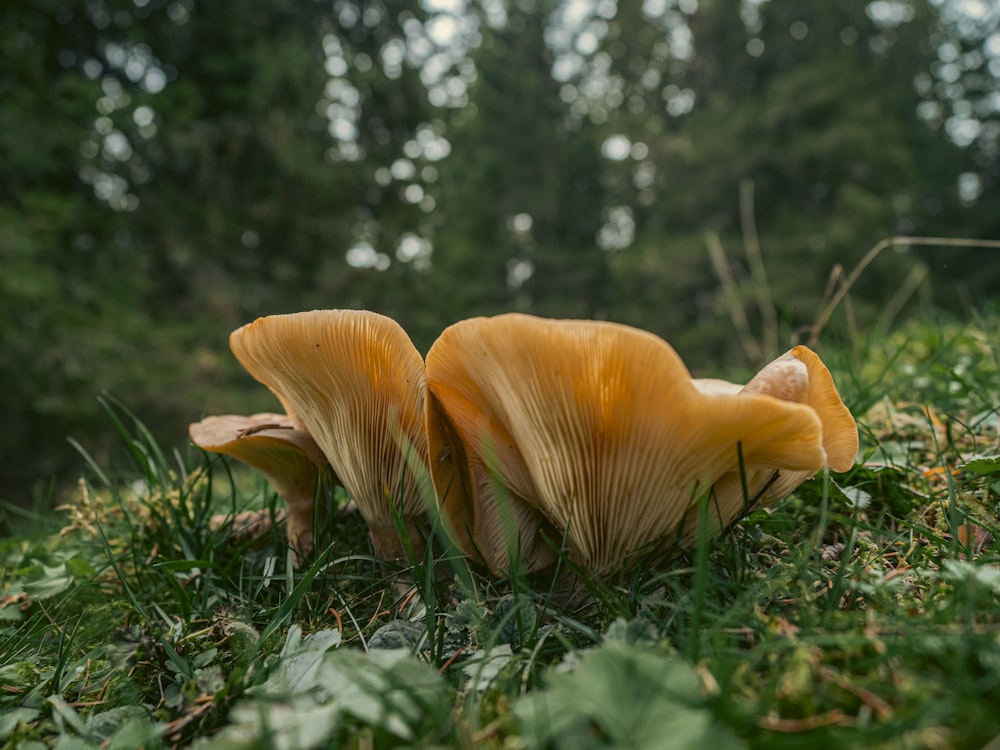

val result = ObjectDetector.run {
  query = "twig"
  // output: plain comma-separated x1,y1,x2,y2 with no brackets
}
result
706,231,763,363
877,264,929,332
328,606,344,638
438,646,464,674
758,709,850,732
808,236,1000,348
819,666,894,720
471,718,505,744
739,180,779,360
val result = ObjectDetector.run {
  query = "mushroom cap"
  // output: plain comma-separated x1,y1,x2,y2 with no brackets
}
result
687,346,858,543
425,313,828,574
188,412,329,555
689,378,742,398
228,310,430,560
189,412,328,471
743,346,858,474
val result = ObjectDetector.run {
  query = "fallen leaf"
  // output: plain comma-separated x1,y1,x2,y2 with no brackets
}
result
957,524,993,559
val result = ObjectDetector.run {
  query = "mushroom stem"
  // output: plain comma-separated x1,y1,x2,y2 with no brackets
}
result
188,412,331,562
368,521,431,566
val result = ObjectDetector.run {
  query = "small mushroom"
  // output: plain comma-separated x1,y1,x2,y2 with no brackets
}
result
689,345,858,541
425,313,830,575
748,346,857,471
229,310,431,562
188,412,330,558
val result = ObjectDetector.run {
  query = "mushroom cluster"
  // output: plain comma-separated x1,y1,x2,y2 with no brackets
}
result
190,310,858,576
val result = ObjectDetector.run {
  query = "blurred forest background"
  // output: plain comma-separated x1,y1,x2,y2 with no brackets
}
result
2,0,999,511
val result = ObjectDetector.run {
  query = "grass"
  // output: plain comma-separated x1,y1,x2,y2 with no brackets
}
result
2,307,999,749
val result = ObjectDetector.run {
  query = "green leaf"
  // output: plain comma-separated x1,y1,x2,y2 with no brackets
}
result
52,738,95,750
255,625,342,696
937,559,1000,594
515,642,744,750
212,628,449,749
493,593,537,649
461,645,514,693
193,647,219,669
85,706,160,746
958,455,1000,476
0,602,24,623
47,695,88,737
603,617,660,648
0,707,40,740
820,480,873,510
20,560,75,600
105,717,165,750
308,649,447,739
0,662,36,693
367,619,426,651
64,555,97,579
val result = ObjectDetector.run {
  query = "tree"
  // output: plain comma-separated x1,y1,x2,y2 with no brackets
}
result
0,1,154,500
586,0,994,368
432,1,611,327
0,0,438,506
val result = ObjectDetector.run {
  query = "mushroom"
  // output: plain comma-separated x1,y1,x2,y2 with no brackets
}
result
746,346,858,474
188,412,331,559
688,345,858,542
425,313,833,575
228,310,431,562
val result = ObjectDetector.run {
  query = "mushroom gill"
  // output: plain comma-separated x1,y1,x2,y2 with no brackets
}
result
425,313,831,575
188,412,330,559
229,310,431,562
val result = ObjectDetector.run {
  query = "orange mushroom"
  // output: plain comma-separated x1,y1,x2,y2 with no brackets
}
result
425,313,836,575
688,345,858,541
228,310,431,562
744,346,858,473
188,412,330,558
